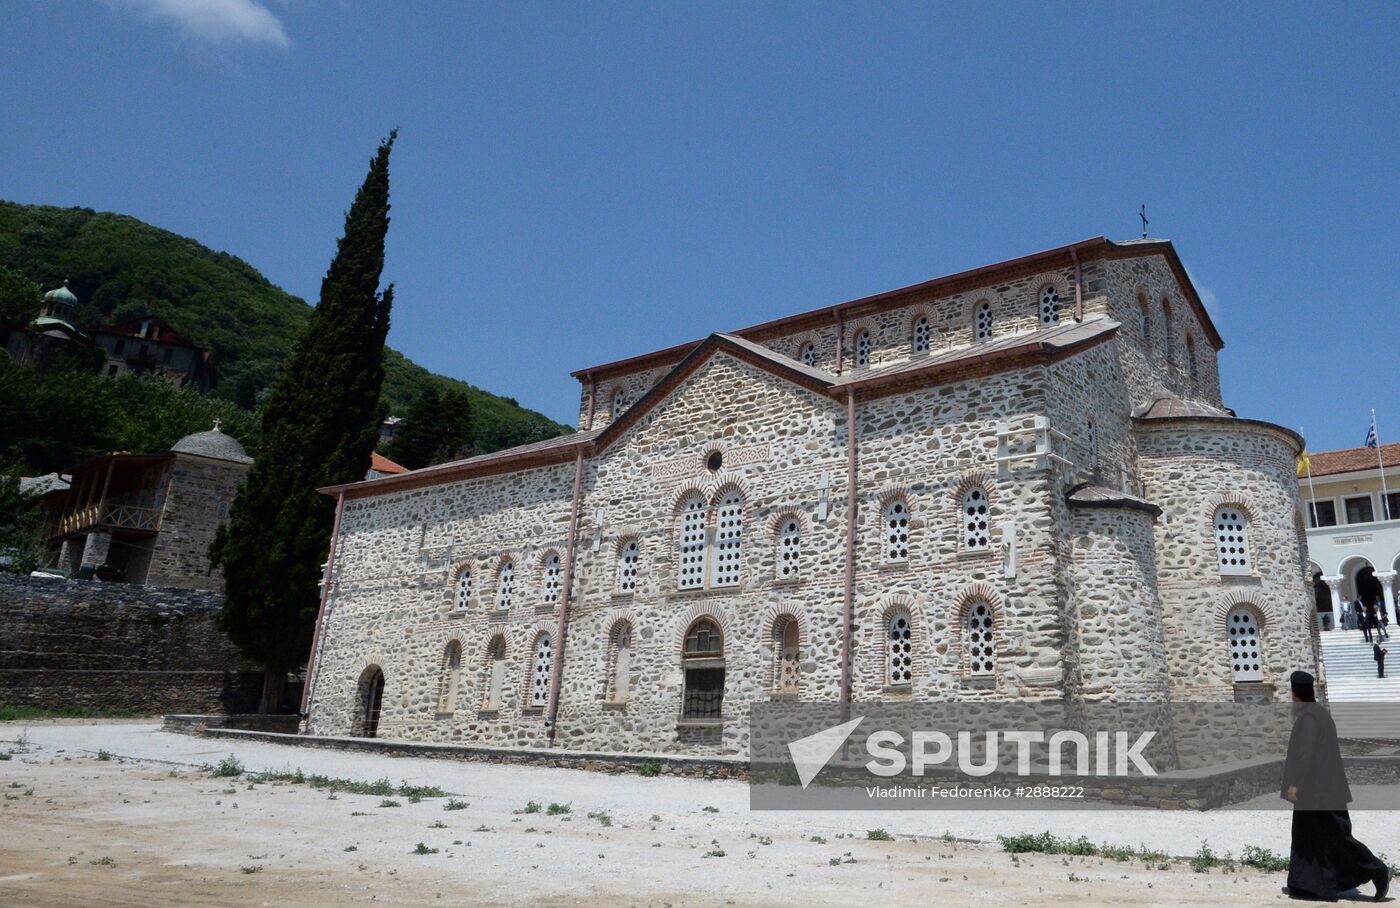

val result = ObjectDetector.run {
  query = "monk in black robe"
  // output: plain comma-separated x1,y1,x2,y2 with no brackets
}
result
1282,670,1390,901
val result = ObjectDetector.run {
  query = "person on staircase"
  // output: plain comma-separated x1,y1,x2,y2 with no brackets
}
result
1360,601,1374,643
1378,606,1389,642
1375,641,1388,679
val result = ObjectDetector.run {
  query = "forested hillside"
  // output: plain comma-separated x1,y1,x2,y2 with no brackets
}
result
0,201,568,452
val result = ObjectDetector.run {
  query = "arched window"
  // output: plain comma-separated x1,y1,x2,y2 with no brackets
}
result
773,616,800,693
777,516,801,579
617,539,639,593
962,486,991,550
1214,507,1251,575
974,300,993,342
529,632,553,708
357,666,385,738
610,389,626,421
854,330,872,368
682,618,724,720
453,566,471,612
966,601,996,676
608,622,632,702
677,494,707,590
912,316,931,354
883,498,910,562
1138,293,1151,340
710,490,744,587
799,341,817,367
438,640,462,713
541,551,562,606
1186,334,1198,380
887,610,913,687
1039,285,1061,326
495,559,515,610
1227,607,1263,682
483,636,506,709
1161,298,1174,358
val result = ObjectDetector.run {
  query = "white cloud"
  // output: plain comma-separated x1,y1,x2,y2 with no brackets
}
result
1183,265,1221,314
104,0,291,49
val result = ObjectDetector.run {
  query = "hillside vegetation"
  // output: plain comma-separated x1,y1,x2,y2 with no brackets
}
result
0,201,569,452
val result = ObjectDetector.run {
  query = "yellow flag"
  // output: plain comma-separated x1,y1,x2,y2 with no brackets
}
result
1297,450,1311,478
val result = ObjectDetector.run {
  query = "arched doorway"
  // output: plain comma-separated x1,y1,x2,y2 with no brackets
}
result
1358,566,1383,609
356,666,385,738
1311,568,1331,616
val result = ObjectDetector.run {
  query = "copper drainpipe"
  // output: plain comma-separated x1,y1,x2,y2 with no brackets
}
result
300,490,346,716
546,446,587,744
839,387,858,723
1071,248,1084,322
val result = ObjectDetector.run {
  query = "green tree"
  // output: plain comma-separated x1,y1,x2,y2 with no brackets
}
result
0,266,39,338
0,473,48,576
211,132,398,712
384,386,474,469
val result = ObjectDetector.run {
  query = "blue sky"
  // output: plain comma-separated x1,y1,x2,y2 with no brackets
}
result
3,2,1397,450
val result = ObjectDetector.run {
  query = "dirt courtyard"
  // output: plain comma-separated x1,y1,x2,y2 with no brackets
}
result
2,722,1397,906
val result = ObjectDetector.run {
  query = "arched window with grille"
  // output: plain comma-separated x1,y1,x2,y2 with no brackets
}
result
1214,507,1251,575
962,486,991,550
1226,607,1263,682
1039,285,1061,326
453,566,471,612
887,609,913,687
1138,293,1151,341
1186,334,1198,380
438,640,462,713
677,494,707,590
882,498,910,562
608,622,632,702
617,539,639,594
773,616,800,694
495,559,514,610
854,330,872,368
541,551,562,606
1161,298,1175,358
965,601,996,676
710,490,744,587
912,316,931,354
776,516,801,580
682,618,725,720
610,388,626,421
483,636,507,709
529,632,553,708
974,300,993,342
799,341,818,367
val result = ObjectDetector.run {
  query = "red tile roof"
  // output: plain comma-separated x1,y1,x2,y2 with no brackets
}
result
370,452,409,475
1307,442,1400,478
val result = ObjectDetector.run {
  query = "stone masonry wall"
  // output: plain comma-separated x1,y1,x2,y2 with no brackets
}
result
144,453,246,591
0,573,260,714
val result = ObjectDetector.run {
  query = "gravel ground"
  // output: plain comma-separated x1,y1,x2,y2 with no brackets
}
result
1,721,1396,906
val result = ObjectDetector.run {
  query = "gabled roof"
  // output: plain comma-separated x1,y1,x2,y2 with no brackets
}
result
370,452,408,475
326,318,1120,499
570,236,1222,382
1306,442,1400,478
96,316,200,349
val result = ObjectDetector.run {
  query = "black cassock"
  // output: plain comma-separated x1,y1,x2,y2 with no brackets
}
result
1281,702,1386,900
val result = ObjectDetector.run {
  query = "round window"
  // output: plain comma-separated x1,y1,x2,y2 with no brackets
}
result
706,450,724,472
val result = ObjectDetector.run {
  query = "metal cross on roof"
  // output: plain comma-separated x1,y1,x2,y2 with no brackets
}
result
1139,204,1149,239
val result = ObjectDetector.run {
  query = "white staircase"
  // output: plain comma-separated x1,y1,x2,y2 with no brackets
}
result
1319,629,1400,739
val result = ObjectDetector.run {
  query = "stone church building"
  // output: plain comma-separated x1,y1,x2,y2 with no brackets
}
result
302,236,1316,755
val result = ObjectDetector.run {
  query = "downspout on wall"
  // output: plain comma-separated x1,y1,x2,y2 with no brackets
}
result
545,446,587,744
839,387,857,722
300,489,346,717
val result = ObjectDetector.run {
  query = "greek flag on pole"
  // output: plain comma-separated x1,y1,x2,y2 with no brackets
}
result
1366,421,1379,449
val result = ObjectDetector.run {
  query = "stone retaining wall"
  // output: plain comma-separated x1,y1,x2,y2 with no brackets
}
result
0,574,260,714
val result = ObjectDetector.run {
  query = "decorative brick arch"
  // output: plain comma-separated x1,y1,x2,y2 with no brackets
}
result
601,611,637,700
766,508,810,537
759,602,809,647
905,308,933,351
604,382,630,421
671,605,734,655
845,317,878,368
876,483,915,511
447,559,474,608
951,584,1006,677
436,637,466,714
1029,272,1071,322
708,474,752,506
518,622,557,708
761,603,807,693
670,479,709,513
790,332,822,363
351,659,389,735
951,471,995,509
1213,591,1276,634
1203,494,1257,574
873,593,923,686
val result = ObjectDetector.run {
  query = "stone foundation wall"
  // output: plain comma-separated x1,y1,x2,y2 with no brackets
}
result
0,573,260,714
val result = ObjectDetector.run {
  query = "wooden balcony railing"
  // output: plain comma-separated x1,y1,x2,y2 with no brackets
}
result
57,503,162,536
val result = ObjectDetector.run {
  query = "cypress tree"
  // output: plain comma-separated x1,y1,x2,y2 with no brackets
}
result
384,385,474,469
211,131,397,711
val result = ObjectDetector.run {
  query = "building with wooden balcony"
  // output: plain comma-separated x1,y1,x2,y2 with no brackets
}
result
48,424,253,590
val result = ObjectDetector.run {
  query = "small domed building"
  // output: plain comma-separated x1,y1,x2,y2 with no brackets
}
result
46,423,253,590
302,236,1316,753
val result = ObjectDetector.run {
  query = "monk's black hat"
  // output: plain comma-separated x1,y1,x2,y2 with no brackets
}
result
1291,670,1316,702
